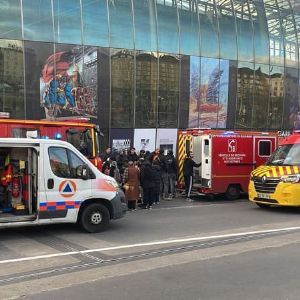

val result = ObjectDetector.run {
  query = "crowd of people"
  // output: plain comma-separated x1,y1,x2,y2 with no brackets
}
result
100,147,178,210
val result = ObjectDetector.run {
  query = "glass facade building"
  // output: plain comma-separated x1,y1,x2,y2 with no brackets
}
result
0,0,300,147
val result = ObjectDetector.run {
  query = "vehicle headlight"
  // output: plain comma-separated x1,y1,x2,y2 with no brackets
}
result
281,174,300,183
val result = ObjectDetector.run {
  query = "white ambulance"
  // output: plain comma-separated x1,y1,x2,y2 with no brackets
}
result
0,138,127,232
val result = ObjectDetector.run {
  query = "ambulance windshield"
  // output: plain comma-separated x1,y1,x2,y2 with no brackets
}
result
267,144,300,166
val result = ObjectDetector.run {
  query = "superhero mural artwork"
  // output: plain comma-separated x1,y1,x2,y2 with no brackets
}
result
188,57,229,128
40,46,98,119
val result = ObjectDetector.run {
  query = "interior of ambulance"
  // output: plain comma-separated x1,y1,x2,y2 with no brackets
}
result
0,147,37,222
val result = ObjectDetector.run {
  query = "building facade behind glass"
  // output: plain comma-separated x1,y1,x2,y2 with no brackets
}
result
0,0,299,148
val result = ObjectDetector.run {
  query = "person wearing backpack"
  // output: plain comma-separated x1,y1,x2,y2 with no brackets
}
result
166,150,178,199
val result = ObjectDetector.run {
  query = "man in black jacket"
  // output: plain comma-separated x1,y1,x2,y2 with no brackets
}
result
183,151,201,202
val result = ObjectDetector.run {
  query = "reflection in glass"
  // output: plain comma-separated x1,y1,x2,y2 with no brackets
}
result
0,0,22,39
235,62,254,128
53,0,82,44
133,0,157,52
217,59,229,128
277,1,298,68
111,49,134,128
215,0,237,60
0,40,24,118
233,0,254,62
264,1,284,66
156,1,179,53
108,0,134,49
82,0,109,47
199,57,220,128
250,1,269,64
23,0,54,42
284,68,298,130
252,64,269,129
198,0,219,58
268,65,284,129
188,56,200,128
158,54,179,128
178,4,200,56
135,52,158,128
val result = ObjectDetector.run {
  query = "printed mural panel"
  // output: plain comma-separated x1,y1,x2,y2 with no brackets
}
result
134,129,156,153
188,57,229,129
40,44,98,119
156,129,178,155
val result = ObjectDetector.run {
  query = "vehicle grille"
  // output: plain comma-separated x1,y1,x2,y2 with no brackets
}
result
254,198,278,204
253,177,280,193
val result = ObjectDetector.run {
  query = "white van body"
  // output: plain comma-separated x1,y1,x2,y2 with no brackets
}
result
0,138,127,232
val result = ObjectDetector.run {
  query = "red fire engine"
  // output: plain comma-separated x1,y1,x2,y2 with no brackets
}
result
177,129,278,200
0,118,102,170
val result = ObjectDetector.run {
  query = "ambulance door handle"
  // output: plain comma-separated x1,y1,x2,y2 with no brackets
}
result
47,179,54,189
205,159,208,163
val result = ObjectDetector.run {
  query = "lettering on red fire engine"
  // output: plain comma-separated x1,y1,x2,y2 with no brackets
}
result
218,153,246,164
228,139,237,152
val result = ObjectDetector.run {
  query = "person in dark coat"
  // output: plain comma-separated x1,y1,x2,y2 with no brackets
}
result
127,148,138,162
183,151,201,202
100,147,111,162
166,150,178,199
140,160,155,209
152,160,161,205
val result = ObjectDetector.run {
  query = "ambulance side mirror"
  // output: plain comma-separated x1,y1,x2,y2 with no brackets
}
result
76,165,89,180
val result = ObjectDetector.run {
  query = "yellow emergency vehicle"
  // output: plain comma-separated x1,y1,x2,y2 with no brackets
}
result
249,132,300,208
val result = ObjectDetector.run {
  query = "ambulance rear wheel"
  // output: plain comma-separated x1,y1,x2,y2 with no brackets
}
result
80,203,110,233
225,185,240,200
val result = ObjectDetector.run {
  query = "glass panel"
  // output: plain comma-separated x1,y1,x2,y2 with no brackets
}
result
215,0,237,60
199,57,220,128
82,0,109,47
135,51,158,128
179,55,190,129
217,59,230,128
188,56,200,128
53,0,82,44
23,0,54,42
108,0,134,49
49,147,71,178
264,0,284,66
111,49,134,128
250,1,269,64
226,60,238,129
0,0,22,39
252,63,269,129
198,0,219,58
233,0,254,62
178,3,200,55
133,0,157,52
284,67,299,130
268,65,284,129
158,53,179,128
0,40,24,118
277,1,298,68
235,61,254,129
156,1,179,53
69,150,85,178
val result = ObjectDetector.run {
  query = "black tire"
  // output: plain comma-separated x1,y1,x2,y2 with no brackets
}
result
225,185,240,200
80,203,110,233
256,202,270,209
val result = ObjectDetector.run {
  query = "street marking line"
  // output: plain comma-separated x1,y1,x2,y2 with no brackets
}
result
1,226,300,265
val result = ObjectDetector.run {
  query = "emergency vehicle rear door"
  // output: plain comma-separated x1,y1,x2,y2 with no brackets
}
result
192,136,202,184
42,145,92,220
201,135,212,188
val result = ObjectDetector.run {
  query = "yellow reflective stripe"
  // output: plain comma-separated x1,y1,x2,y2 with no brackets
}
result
278,166,285,176
293,166,299,174
272,168,278,177
286,166,292,175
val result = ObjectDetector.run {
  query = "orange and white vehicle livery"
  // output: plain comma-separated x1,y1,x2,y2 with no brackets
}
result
0,138,126,232
249,131,300,208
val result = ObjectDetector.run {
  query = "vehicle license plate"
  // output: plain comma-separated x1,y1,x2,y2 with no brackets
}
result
257,193,270,199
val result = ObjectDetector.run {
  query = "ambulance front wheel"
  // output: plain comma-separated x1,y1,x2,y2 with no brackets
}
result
225,185,240,200
80,203,110,233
